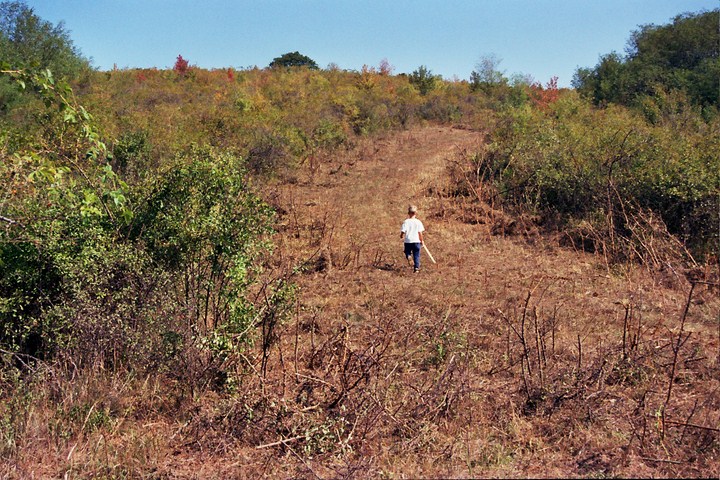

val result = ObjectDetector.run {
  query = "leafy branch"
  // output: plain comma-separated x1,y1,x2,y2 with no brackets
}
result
0,66,131,226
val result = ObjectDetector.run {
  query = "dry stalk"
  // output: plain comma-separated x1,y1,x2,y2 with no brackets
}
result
576,334,582,375
661,282,696,438
533,306,545,390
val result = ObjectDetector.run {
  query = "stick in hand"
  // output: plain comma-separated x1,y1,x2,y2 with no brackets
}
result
422,243,437,264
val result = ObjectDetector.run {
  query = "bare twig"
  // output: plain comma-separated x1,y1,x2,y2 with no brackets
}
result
664,283,696,409
665,419,720,433
0,215,23,226
640,457,686,465
255,435,304,449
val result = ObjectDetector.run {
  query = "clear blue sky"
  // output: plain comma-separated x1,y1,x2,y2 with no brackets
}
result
26,0,718,87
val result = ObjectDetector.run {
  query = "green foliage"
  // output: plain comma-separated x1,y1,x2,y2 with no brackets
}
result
409,65,439,95
0,67,139,360
269,51,319,69
483,91,720,260
111,130,152,179
0,1,89,114
0,242,62,355
129,146,274,338
0,69,279,371
311,119,347,150
573,10,720,108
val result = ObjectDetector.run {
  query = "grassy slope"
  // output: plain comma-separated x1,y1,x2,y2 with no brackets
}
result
6,126,718,478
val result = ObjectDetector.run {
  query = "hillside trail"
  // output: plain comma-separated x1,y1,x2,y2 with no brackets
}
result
269,125,677,343
164,126,716,478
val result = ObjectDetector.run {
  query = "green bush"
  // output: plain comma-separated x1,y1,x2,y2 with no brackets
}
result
0,69,281,374
129,145,275,338
483,91,719,261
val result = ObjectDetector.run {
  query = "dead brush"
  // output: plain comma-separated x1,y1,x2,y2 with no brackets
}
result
615,287,720,474
562,198,700,284
489,279,720,474
0,358,172,478
438,147,541,241
493,276,576,404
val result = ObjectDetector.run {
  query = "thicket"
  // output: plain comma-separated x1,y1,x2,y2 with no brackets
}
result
448,11,720,268
476,91,719,265
0,66,281,387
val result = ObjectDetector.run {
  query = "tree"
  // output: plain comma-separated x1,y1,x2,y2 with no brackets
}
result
0,0,89,114
409,65,438,95
470,54,507,92
173,54,189,76
378,58,394,76
0,0,88,77
269,51,318,69
573,9,720,107
572,52,630,105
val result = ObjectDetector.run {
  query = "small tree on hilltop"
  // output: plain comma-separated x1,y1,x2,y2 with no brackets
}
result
470,54,507,92
269,51,318,69
409,65,439,95
379,58,394,76
173,54,189,76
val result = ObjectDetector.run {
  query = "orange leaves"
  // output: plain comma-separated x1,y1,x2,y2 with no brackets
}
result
530,76,560,110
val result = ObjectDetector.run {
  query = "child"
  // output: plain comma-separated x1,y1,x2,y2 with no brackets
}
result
400,205,425,273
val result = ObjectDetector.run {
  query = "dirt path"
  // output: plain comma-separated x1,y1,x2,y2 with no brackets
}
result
272,125,633,331
276,127,481,258
326,127,484,269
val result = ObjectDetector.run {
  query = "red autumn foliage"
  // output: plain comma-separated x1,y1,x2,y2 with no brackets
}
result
227,68,235,82
173,55,190,76
530,75,559,110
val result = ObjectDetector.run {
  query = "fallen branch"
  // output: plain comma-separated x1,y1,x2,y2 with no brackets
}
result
665,420,720,433
640,457,687,465
255,435,304,449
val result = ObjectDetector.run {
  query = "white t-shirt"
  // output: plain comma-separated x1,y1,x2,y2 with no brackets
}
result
401,217,425,243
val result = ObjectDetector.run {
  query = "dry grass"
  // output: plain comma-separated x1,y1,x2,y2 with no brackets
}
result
2,126,718,478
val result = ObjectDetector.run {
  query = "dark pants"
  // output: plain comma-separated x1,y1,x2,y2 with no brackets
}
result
404,242,422,270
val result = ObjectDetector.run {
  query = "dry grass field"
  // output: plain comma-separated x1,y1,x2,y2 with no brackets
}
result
5,126,718,478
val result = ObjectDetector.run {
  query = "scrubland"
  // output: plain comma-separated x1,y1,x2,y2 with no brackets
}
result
1,9,719,478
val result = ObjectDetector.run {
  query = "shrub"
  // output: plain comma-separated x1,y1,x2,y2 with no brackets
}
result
129,145,275,338
476,91,719,262
0,69,281,374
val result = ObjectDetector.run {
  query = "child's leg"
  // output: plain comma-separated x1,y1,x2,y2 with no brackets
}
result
413,243,421,270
